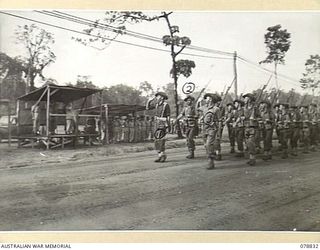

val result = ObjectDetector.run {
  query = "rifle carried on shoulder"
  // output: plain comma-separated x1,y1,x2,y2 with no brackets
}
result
249,74,273,119
271,89,281,107
195,79,212,105
217,77,236,138
219,77,236,108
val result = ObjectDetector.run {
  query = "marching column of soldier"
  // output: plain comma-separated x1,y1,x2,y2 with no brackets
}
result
144,90,320,169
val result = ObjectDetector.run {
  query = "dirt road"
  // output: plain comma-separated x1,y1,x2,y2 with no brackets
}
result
0,142,320,231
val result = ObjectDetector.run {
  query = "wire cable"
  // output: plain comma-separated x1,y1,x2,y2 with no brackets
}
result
0,11,232,60
35,10,234,57
237,56,301,87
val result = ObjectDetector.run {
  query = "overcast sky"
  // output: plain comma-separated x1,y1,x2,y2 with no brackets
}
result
1,11,319,96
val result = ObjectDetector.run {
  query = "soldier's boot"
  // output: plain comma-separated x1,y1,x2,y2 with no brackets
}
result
281,149,288,159
262,151,269,161
207,157,215,170
215,150,222,161
160,152,167,162
186,149,195,159
154,152,162,162
236,151,245,157
310,145,316,152
246,154,256,166
230,146,235,154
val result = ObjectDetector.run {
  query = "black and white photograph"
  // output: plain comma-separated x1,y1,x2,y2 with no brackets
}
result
0,10,320,231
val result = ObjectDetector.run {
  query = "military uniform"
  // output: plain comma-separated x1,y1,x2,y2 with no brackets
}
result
233,99,245,157
255,103,265,154
127,114,135,143
120,116,129,142
178,95,198,159
201,93,222,169
145,116,151,140
289,106,301,156
146,92,171,162
243,93,259,166
225,103,236,153
300,106,310,153
141,115,147,141
112,116,121,143
198,111,203,136
275,103,291,158
214,101,223,160
259,100,274,160
308,104,318,151
136,117,140,142
84,117,97,145
273,104,281,149
149,117,155,140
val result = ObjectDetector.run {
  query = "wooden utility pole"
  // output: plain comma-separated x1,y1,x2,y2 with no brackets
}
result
104,104,109,145
233,51,238,98
46,85,50,150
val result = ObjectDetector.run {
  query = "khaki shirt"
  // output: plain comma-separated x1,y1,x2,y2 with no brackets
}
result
202,105,221,131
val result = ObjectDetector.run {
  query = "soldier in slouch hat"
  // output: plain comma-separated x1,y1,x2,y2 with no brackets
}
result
198,93,222,169
146,91,171,162
176,95,198,159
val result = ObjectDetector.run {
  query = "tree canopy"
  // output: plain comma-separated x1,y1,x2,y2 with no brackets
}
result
260,24,291,65
15,24,56,91
300,54,320,96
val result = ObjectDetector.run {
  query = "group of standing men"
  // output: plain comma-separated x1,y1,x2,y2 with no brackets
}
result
146,90,320,170
111,114,154,143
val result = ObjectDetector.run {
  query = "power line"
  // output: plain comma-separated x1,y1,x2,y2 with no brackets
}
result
54,10,164,42
56,10,234,56
238,55,302,84
35,10,163,44
237,56,301,87
1,10,304,90
0,11,232,61
188,45,234,57
35,10,234,57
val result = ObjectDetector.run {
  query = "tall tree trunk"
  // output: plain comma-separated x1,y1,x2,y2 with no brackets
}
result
164,12,183,138
29,73,36,92
172,59,183,138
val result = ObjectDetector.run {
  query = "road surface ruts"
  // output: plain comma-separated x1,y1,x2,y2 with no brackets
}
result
0,145,319,231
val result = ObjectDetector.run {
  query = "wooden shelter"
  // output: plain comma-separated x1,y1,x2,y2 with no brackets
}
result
15,84,102,149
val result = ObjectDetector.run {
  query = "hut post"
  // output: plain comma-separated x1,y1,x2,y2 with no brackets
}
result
74,104,79,148
7,101,11,147
133,107,137,142
46,85,50,150
99,91,103,144
16,100,21,147
104,104,109,144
